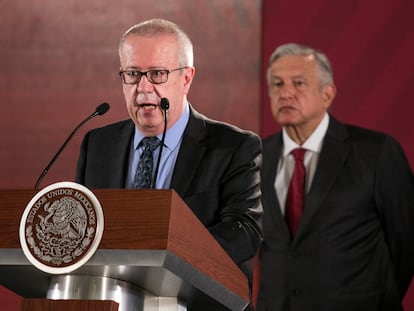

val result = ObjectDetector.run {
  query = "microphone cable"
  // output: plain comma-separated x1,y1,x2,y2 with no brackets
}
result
151,97,169,189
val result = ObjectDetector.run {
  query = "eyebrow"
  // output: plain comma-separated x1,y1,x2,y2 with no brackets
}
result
124,66,168,71
270,74,306,80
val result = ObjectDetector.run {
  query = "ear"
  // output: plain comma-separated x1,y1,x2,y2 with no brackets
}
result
322,84,337,108
183,67,195,95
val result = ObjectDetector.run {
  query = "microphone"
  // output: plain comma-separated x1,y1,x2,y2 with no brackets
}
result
152,98,169,189
160,97,170,110
34,102,110,190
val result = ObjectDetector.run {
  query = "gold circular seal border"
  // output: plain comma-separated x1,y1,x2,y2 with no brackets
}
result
19,181,104,274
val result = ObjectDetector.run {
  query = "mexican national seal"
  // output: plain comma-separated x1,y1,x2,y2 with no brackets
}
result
19,182,104,274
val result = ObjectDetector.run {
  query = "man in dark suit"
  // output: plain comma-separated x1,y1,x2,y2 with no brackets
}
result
256,43,414,311
75,19,262,310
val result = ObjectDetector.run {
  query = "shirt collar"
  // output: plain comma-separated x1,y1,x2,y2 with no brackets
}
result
282,113,329,156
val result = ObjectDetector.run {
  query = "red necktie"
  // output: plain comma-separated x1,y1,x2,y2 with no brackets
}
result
285,148,306,237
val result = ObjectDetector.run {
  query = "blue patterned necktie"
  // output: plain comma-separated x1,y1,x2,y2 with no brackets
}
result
133,137,161,189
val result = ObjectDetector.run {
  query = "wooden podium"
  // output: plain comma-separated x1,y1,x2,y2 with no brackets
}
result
0,189,250,311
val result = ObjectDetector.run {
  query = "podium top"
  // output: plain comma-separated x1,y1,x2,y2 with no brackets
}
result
0,188,249,310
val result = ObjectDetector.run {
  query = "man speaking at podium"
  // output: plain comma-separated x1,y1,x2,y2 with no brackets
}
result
75,18,263,308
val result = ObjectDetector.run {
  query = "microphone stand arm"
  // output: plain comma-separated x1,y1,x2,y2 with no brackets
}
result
34,104,109,190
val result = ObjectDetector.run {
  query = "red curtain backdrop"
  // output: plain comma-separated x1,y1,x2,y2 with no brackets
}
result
261,0,414,309
261,0,414,173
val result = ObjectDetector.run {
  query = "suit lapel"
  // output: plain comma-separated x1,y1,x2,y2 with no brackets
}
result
170,107,207,196
294,117,350,242
262,134,292,240
109,121,134,187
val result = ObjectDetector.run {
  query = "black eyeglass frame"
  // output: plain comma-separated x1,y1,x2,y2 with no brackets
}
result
118,67,188,85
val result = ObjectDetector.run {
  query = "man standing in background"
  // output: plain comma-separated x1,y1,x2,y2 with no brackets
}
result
256,43,414,311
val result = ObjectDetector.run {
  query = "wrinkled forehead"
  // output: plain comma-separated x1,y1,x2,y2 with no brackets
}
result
269,54,318,77
119,34,179,68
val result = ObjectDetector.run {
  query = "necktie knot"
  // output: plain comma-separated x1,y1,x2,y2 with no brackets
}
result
291,148,306,162
140,136,161,151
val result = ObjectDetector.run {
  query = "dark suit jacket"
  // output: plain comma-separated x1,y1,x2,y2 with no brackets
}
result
75,105,263,290
256,116,414,311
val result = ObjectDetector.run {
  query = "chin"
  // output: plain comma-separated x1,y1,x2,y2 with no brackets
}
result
277,117,296,126
140,123,163,135
277,111,302,124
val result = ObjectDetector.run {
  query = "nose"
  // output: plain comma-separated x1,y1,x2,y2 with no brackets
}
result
136,75,154,93
279,83,295,99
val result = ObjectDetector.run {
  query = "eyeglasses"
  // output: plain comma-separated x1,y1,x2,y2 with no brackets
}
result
119,67,188,85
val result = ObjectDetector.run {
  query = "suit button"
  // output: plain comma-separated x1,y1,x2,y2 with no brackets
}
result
291,289,301,296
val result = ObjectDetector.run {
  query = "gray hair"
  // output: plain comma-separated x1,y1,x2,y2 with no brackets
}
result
119,18,194,67
267,43,334,87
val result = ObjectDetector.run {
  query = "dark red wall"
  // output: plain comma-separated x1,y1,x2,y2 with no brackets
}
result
261,0,414,172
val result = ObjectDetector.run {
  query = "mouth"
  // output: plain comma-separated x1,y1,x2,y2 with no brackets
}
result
138,103,158,110
279,105,295,111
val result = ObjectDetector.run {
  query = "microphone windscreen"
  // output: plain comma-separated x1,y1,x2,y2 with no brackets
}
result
96,102,110,115
160,98,170,110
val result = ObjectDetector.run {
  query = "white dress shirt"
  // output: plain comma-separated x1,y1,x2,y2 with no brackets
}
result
275,113,330,215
